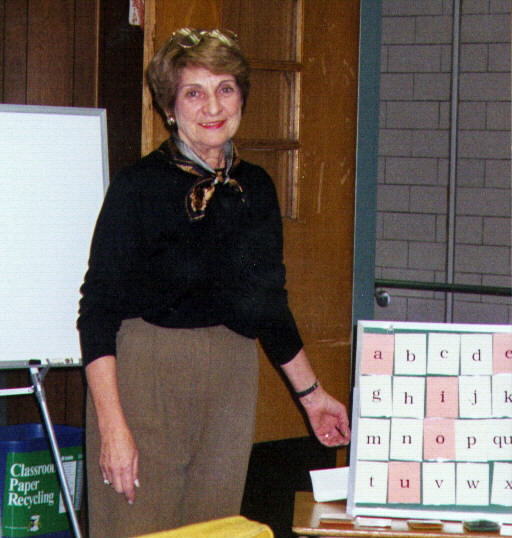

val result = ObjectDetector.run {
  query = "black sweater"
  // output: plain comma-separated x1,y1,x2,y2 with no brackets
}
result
77,143,303,367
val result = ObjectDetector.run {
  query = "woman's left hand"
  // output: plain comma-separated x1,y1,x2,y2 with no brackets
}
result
300,385,351,447
280,348,351,447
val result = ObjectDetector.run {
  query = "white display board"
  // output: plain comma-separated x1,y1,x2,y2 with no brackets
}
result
348,320,512,524
0,105,108,368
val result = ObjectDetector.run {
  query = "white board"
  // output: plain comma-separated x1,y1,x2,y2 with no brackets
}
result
0,105,108,368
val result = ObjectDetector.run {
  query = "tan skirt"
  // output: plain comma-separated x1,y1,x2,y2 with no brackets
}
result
86,319,259,538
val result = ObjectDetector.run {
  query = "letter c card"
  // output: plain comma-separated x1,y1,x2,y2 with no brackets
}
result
427,333,460,375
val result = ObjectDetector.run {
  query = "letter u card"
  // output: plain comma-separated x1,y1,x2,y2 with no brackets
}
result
347,321,512,524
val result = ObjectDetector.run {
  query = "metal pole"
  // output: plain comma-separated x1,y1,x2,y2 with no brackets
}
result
30,367,82,538
446,0,461,322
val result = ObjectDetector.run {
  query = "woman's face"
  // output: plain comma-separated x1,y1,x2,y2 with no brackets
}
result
173,65,243,166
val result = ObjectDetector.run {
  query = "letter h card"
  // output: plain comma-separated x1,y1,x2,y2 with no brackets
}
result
347,321,512,524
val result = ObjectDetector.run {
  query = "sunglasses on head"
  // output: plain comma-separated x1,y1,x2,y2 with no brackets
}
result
171,28,239,49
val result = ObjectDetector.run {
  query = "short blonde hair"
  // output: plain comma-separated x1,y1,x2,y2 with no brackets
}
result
147,28,250,116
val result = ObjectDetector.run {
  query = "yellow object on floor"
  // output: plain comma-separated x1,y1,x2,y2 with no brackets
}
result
134,516,274,538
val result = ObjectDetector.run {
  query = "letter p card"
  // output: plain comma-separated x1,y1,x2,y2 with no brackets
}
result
347,321,512,524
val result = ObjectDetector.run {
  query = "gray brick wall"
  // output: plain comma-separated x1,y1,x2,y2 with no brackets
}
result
375,0,511,324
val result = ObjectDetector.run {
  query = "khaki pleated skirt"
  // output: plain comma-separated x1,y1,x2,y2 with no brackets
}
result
86,319,259,538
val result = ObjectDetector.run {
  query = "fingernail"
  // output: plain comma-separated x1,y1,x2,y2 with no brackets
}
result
134,479,140,488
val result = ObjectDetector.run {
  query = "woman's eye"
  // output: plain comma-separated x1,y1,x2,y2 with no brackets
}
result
220,86,234,94
186,90,200,98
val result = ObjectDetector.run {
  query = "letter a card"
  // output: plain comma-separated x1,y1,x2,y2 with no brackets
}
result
348,321,512,524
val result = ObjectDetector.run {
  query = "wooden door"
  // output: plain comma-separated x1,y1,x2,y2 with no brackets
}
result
143,0,359,450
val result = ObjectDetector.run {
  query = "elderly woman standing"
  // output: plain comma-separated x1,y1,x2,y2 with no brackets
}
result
78,28,350,538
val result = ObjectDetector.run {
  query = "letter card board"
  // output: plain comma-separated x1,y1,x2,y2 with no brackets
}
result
347,321,512,523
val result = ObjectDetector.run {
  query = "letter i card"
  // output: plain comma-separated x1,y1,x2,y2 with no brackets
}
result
347,321,512,524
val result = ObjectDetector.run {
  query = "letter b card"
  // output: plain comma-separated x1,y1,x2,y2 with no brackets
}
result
347,321,512,523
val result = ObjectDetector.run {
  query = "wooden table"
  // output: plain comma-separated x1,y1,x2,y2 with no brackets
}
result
292,492,508,537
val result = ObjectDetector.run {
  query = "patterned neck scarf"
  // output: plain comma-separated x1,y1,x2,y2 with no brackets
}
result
158,134,246,222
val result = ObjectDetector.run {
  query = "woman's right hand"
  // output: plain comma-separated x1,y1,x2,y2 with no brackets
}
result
86,355,140,504
100,422,139,504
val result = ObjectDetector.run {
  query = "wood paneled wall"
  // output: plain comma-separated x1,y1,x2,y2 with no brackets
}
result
1,0,99,107
99,2,144,179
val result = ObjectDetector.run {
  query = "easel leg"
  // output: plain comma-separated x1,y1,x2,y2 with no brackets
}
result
30,367,83,538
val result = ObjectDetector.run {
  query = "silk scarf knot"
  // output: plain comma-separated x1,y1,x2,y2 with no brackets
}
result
158,135,246,222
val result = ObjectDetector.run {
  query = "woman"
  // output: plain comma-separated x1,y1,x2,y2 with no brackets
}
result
78,28,350,538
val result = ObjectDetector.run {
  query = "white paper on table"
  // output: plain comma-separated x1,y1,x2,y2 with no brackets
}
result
309,466,349,502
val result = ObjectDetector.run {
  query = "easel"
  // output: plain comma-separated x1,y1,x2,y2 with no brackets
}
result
0,361,82,538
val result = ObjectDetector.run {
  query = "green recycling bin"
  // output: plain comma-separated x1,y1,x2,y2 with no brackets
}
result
0,424,83,538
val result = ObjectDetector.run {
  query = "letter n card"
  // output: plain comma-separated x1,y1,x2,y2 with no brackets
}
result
347,321,512,524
